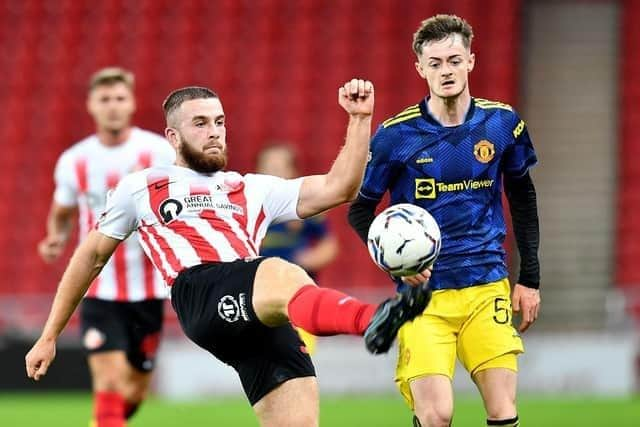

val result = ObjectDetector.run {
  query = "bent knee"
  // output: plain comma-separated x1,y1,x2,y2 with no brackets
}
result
123,382,150,403
92,370,124,393
253,258,315,325
260,257,314,286
485,403,517,421
415,406,453,427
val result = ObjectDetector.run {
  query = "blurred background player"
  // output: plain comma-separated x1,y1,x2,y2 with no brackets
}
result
37,67,175,426
256,143,339,353
348,15,541,427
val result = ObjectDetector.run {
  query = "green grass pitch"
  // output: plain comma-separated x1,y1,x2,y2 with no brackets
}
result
1,393,638,426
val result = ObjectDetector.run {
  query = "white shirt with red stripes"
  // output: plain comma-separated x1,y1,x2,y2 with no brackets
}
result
53,127,176,301
96,165,303,287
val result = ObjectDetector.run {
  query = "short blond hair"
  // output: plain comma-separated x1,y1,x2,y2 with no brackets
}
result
88,67,135,92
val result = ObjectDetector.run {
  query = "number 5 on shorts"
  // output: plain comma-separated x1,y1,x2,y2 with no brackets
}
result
492,297,510,324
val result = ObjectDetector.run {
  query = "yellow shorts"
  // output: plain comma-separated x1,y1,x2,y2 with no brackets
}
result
296,327,317,354
395,278,523,409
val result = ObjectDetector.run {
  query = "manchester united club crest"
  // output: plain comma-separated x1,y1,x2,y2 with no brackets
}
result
473,140,495,163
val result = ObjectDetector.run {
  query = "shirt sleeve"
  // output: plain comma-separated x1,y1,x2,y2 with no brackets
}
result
359,125,400,201
53,151,79,207
96,175,139,240
259,175,304,224
502,111,538,178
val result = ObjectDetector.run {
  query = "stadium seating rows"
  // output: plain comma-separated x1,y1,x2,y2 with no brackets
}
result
0,0,521,306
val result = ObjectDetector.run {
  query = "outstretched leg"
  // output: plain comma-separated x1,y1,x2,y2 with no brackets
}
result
252,257,431,353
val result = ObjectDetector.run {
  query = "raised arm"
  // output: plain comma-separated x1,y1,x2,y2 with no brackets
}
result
26,230,121,380
296,79,374,218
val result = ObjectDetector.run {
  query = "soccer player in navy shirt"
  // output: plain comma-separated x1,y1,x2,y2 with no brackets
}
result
349,15,540,427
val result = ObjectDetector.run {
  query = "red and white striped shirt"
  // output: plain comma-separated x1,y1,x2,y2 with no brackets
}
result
96,165,302,287
54,128,175,301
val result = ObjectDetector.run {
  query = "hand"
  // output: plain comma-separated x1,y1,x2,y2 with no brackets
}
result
338,79,374,117
512,283,540,333
25,338,56,381
401,268,432,287
38,235,66,263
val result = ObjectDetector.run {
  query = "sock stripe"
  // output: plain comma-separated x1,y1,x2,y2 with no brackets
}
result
487,415,519,426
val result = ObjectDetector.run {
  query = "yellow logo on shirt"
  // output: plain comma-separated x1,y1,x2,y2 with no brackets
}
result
512,119,526,138
415,177,495,200
473,140,495,163
415,178,436,199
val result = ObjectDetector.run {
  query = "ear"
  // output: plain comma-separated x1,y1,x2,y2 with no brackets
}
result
415,60,426,79
468,52,475,73
165,127,179,149
86,96,94,116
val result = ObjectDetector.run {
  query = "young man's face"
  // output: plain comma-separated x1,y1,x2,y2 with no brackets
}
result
167,97,228,174
87,82,136,132
415,34,475,100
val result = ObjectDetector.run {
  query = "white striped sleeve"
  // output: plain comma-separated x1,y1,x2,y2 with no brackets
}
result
53,151,78,207
253,174,303,224
97,174,138,240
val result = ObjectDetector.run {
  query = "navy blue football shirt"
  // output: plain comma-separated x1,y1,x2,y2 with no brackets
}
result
360,97,537,290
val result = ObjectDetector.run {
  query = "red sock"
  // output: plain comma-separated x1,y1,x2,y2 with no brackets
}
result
287,285,377,336
94,391,125,427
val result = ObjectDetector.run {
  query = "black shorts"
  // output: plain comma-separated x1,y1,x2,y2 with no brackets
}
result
80,298,164,372
171,258,316,405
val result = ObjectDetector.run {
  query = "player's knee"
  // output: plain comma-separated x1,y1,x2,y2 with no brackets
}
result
415,405,453,427
485,402,517,421
123,379,149,404
482,389,516,420
254,257,315,324
268,257,313,286
93,371,124,393
290,413,318,427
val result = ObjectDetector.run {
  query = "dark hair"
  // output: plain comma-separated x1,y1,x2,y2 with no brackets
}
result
88,67,134,92
162,86,219,119
412,14,473,57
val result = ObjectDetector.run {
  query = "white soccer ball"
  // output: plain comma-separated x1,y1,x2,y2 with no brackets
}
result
367,203,441,277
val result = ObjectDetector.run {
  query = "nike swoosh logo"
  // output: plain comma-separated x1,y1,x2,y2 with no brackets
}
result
152,181,176,190
338,296,353,305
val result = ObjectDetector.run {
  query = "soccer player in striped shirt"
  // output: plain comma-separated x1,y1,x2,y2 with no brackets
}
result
27,79,431,427
348,15,541,427
37,67,175,426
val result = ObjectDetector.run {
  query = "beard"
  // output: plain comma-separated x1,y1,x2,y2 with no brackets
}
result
179,136,228,174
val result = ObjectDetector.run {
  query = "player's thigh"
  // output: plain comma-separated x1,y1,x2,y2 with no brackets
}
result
395,311,458,410
253,257,314,326
457,280,523,376
473,366,518,419
253,376,319,427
